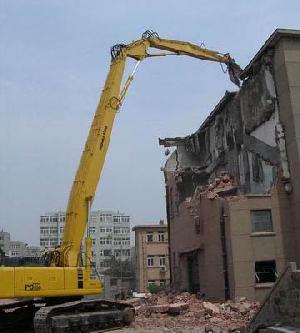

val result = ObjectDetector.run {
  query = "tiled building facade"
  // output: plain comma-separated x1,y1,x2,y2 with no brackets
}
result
40,210,130,272
133,221,170,292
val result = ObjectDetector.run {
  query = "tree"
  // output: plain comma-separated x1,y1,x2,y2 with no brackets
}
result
105,256,134,278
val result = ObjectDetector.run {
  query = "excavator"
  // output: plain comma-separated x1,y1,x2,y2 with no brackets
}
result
0,30,241,332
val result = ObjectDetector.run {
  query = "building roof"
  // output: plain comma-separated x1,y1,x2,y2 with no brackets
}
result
132,224,167,231
240,28,300,79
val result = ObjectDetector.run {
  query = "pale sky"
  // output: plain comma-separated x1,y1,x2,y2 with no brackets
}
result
1,0,299,245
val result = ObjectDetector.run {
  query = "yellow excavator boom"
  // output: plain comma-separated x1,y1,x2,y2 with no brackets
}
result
59,30,241,268
0,30,241,333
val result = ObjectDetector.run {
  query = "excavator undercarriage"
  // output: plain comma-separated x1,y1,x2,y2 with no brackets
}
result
0,298,134,332
34,299,134,333
0,298,38,332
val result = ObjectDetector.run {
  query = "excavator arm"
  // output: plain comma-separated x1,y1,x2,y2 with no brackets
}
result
59,30,241,267
0,31,241,333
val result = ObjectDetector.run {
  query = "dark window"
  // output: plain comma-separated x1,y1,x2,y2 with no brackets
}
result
251,210,273,233
103,249,112,257
159,256,166,267
147,256,154,267
158,233,165,242
255,260,277,283
146,233,153,242
147,280,156,286
159,279,166,287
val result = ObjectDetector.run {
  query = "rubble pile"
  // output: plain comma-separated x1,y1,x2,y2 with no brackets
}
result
197,173,237,200
127,292,260,331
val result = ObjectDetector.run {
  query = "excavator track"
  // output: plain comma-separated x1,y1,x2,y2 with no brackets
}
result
0,298,42,332
34,299,135,333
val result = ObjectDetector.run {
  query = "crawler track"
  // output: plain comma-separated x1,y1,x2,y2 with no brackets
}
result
34,299,135,333
0,299,40,332
0,298,134,332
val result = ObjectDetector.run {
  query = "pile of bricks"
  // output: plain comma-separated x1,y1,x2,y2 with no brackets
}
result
126,292,260,331
197,173,237,200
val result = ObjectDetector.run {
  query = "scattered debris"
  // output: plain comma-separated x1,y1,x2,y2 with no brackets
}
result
203,301,221,315
132,292,151,299
198,173,237,201
125,292,260,331
168,302,189,315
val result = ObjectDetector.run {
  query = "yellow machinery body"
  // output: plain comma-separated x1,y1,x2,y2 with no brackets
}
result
0,237,101,298
0,267,101,298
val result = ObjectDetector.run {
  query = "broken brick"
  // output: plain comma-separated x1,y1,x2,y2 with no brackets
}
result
128,291,259,331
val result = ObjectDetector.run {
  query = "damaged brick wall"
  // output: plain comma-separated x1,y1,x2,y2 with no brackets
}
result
161,61,283,203
160,29,300,301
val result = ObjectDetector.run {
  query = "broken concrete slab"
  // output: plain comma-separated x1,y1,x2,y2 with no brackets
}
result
168,302,189,315
203,302,221,315
149,304,170,313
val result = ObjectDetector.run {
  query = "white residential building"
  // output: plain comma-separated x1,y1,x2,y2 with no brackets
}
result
9,241,28,257
89,210,131,271
9,242,41,258
40,210,131,272
25,246,42,257
40,211,66,248
0,230,41,258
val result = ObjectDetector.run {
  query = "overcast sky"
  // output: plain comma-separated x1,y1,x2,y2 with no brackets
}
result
1,0,299,246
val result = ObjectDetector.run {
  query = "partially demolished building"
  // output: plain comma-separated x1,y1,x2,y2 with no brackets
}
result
160,29,300,301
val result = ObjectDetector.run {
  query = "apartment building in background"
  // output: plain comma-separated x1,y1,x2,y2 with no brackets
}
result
160,29,300,302
9,241,28,258
133,221,170,292
40,210,131,272
0,230,40,258
25,246,42,258
40,211,66,248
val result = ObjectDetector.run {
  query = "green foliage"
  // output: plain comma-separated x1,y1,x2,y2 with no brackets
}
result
105,256,134,278
147,283,161,294
147,283,169,294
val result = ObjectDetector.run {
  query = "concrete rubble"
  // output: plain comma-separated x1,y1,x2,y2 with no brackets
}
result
125,292,260,331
